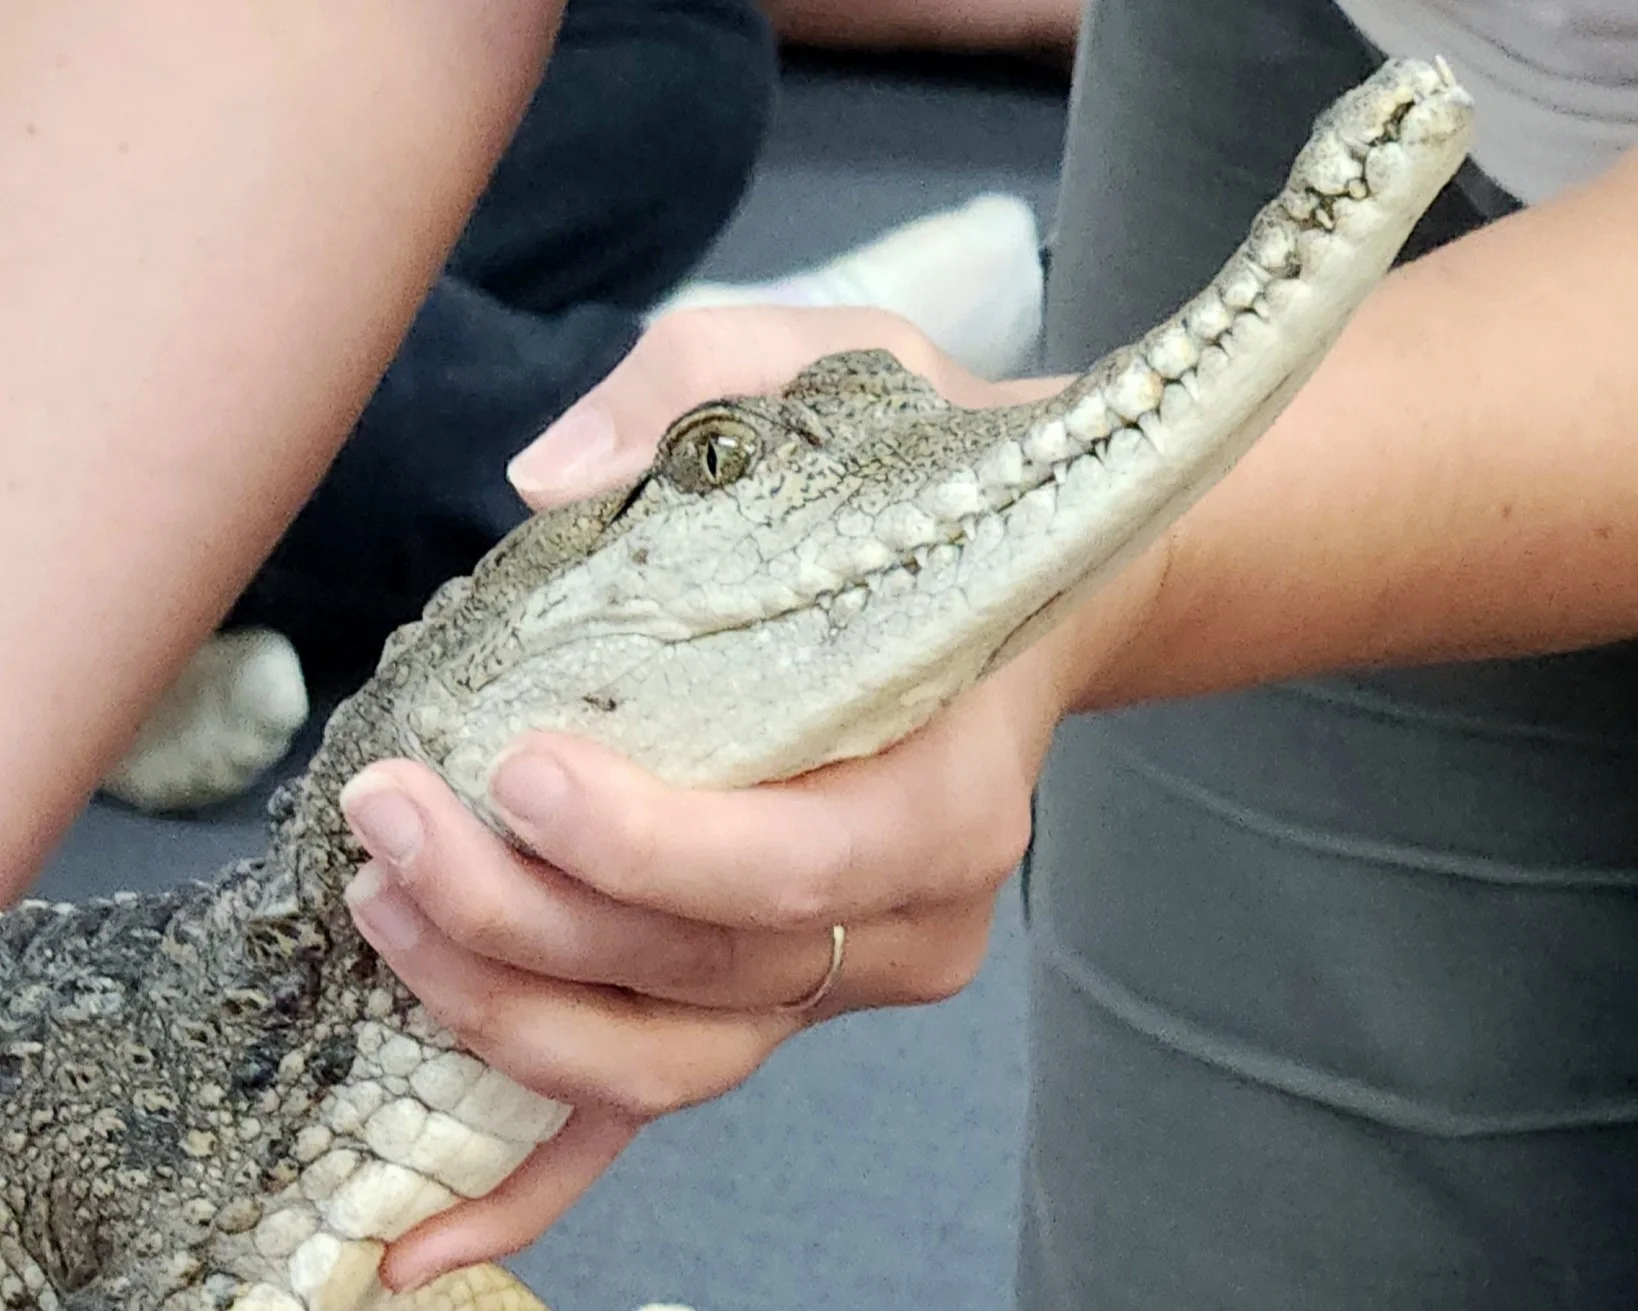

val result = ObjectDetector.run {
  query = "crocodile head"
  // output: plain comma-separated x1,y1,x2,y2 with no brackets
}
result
381,57,1474,810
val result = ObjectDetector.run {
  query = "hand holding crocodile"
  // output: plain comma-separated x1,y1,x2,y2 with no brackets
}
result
344,311,1073,1288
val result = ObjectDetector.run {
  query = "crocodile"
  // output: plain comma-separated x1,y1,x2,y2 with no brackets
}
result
0,59,1473,1311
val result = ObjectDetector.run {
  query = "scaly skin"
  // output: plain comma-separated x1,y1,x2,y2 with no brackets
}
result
0,60,1472,1311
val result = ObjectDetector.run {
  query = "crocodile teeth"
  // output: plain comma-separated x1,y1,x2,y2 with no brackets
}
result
920,471,983,521
1295,133,1366,195
1159,381,1193,424
1247,210,1302,277
829,586,868,624
795,559,844,596
1010,482,1058,530
868,568,917,599
834,509,875,538
1145,322,1200,380
1022,418,1074,466
874,504,939,552
1105,426,1150,465
1064,393,1113,444
1105,355,1165,422
1216,255,1265,311
969,512,1006,554
847,538,896,576
976,440,1027,496
1184,287,1234,344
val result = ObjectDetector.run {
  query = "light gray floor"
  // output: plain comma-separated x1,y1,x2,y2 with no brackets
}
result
39,51,1069,1311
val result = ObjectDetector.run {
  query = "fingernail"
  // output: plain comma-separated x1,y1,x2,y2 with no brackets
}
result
490,748,571,831
507,403,617,501
381,1244,457,1296
344,863,423,952
378,1256,427,1295
339,772,423,865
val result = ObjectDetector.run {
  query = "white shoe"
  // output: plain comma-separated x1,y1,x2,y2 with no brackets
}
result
103,628,309,812
656,193,1044,380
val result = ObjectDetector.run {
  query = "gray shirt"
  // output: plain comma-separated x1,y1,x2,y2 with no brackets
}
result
1336,0,1638,200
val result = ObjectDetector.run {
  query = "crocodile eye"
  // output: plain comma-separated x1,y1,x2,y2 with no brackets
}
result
658,409,760,494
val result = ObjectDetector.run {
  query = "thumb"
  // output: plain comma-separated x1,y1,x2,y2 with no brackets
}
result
504,305,963,510
505,401,646,510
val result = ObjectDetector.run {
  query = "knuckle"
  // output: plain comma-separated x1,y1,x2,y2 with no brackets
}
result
762,867,839,933
428,981,507,1054
904,936,989,1007
977,793,1035,884
883,317,934,361
649,925,738,994
434,889,514,957
596,800,663,897
758,820,857,932
612,1059,698,1122
608,1031,763,1122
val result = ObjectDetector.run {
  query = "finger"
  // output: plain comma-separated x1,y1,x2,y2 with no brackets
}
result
345,866,798,1117
342,760,996,1011
381,1105,639,1293
505,306,989,509
482,646,1057,932
341,761,778,1003
342,762,863,1009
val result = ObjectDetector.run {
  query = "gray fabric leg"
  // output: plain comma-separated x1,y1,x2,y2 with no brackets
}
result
1021,2,1638,1307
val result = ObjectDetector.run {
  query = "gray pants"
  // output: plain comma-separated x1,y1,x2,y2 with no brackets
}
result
1023,1,1638,1306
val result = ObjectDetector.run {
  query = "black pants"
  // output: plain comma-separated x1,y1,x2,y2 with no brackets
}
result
229,0,775,682
1024,2,1638,1307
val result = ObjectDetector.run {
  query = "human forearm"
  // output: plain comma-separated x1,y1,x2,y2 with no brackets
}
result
0,1,562,889
1051,148,1638,712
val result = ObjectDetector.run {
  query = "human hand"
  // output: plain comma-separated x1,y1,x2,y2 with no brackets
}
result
339,306,1083,1291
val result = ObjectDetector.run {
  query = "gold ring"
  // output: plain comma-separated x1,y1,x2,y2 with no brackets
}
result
775,923,846,1013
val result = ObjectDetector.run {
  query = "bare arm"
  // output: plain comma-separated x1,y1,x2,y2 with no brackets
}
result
0,0,565,890
1043,146,1638,711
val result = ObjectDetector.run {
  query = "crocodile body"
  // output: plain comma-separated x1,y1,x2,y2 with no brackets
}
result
0,61,1473,1311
